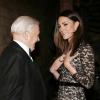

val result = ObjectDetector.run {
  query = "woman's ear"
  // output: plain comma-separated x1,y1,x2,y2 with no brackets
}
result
74,21,79,31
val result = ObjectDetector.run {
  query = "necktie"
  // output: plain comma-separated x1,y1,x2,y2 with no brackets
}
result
29,49,33,61
30,56,33,61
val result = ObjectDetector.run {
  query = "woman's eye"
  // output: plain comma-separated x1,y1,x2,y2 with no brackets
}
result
64,23,68,26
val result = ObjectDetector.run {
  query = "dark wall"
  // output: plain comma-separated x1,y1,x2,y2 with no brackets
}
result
74,0,100,54
1,0,100,100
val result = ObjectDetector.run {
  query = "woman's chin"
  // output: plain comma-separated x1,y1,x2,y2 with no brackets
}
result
63,36,67,40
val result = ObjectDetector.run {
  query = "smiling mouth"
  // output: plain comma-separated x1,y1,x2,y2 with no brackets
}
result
62,33,66,36
60,32,65,35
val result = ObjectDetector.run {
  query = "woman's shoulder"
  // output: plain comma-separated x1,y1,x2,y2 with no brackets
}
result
80,41,92,49
78,41,94,54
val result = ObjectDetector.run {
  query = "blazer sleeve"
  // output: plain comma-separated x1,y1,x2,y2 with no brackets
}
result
0,54,25,100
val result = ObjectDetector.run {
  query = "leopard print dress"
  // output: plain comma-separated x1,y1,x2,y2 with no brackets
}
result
57,43,95,100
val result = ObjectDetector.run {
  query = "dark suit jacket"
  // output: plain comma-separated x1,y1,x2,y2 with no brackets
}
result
0,41,46,100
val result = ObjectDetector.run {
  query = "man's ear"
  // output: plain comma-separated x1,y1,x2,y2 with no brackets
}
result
23,31,29,40
74,21,79,31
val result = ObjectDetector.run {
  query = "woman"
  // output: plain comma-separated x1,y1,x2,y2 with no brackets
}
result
50,10,95,100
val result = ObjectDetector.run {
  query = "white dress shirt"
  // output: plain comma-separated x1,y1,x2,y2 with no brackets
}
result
14,40,33,61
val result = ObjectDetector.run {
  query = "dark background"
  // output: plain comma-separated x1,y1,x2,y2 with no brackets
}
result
0,0,100,100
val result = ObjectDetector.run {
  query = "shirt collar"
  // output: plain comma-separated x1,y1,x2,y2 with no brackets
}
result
14,40,30,56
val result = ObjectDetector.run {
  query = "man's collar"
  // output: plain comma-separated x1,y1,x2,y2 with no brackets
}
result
14,40,30,56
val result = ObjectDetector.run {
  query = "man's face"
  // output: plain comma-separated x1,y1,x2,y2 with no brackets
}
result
28,24,40,51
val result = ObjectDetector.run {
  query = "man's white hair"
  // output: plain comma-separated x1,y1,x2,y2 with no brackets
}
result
11,16,39,34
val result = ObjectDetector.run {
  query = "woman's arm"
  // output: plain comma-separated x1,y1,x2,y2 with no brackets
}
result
50,55,65,79
63,51,78,75
63,44,95,89
72,45,95,89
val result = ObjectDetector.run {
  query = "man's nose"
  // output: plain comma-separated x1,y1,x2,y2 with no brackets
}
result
38,37,40,41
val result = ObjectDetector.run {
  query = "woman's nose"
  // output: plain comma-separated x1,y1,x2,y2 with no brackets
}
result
59,27,63,33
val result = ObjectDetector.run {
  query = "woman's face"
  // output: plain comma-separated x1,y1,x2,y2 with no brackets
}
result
58,16,79,41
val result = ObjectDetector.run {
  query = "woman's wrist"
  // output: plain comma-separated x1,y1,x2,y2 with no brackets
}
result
64,63,77,75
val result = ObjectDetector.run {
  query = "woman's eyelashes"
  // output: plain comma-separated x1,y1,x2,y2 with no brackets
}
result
58,23,68,28
63,23,68,26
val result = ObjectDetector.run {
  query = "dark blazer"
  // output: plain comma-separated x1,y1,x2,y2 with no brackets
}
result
0,41,46,100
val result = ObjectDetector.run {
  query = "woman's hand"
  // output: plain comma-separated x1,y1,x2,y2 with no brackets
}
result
63,51,78,75
50,54,65,79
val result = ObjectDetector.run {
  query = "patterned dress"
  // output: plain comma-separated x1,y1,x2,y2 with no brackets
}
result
57,43,95,100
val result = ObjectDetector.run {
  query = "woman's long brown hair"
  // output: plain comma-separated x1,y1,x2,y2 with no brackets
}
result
54,10,84,56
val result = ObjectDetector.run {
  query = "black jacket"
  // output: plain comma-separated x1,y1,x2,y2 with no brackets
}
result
0,41,46,100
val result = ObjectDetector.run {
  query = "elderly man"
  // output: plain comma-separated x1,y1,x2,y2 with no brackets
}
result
0,16,46,100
